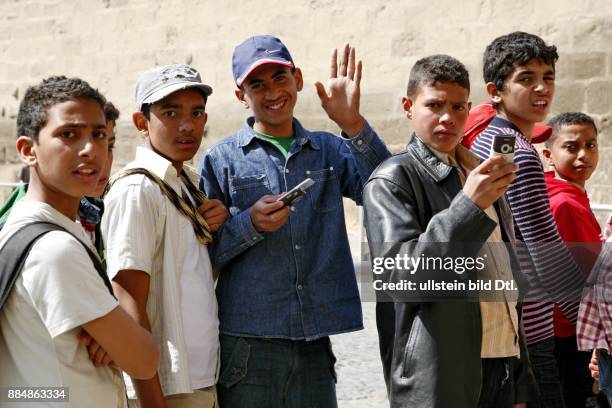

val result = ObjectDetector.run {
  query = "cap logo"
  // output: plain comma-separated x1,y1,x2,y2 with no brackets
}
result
264,49,281,54
159,65,199,82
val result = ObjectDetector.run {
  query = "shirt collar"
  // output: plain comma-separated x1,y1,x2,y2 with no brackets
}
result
490,116,523,135
411,134,480,181
132,145,179,182
9,200,92,244
237,117,320,151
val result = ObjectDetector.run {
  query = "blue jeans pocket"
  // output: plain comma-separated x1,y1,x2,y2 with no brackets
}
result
219,337,250,388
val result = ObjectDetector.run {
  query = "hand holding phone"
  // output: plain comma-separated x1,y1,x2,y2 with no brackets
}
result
276,178,315,206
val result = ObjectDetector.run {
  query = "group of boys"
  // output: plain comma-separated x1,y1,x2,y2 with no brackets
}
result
0,30,609,408
364,31,611,408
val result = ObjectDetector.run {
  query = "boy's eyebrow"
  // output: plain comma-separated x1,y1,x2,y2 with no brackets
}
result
159,103,182,109
58,122,107,129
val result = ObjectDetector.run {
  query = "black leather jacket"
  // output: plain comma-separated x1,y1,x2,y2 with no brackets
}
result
363,135,538,408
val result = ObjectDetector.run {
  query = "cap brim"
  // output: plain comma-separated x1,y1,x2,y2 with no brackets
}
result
139,82,213,110
236,58,294,86
532,125,552,143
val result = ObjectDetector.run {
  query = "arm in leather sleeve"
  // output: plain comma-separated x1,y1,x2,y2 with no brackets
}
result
363,174,497,302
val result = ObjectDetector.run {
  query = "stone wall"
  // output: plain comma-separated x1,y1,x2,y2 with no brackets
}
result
1,0,611,223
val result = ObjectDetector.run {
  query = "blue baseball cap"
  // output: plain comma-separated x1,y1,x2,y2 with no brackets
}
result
232,35,294,86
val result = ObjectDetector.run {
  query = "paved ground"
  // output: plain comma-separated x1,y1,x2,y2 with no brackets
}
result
333,301,388,408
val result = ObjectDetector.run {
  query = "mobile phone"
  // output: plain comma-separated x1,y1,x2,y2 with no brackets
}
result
490,135,516,162
277,178,315,206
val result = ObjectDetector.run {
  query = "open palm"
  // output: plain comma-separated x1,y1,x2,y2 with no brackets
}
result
315,44,365,137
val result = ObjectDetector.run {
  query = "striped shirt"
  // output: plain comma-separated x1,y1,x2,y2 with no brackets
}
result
471,116,584,345
577,237,612,352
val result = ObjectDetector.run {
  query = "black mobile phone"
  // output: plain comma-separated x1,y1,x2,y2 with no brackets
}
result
490,135,516,162
277,178,315,206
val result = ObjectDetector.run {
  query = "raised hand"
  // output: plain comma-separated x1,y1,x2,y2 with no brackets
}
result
314,43,365,137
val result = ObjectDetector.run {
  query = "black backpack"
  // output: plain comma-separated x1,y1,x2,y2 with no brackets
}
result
0,221,114,309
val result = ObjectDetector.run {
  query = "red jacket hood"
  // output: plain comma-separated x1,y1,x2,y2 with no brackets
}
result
545,171,589,203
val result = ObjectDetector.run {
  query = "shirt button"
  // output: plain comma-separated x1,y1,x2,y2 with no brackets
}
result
356,139,363,146
295,244,301,250
285,168,290,174
290,206,296,212
252,236,258,240
297,284,303,290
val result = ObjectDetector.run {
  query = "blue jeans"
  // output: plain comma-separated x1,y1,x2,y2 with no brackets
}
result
478,357,515,408
217,335,337,408
601,350,612,407
527,337,566,408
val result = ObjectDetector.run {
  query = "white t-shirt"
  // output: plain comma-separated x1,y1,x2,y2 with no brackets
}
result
0,200,125,408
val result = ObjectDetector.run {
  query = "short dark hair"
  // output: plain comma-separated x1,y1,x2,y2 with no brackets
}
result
141,103,151,119
546,112,598,147
17,76,106,142
407,54,470,97
483,31,558,92
104,101,120,123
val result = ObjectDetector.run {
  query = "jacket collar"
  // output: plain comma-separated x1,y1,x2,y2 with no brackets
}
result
407,134,477,182
236,117,321,151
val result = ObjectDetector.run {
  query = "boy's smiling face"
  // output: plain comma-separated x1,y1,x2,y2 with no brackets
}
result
490,58,555,137
543,123,598,188
402,81,471,158
236,64,303,137
24,98,108,214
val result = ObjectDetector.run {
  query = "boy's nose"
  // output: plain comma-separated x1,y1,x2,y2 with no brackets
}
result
439,111,454,125
179,118,195,132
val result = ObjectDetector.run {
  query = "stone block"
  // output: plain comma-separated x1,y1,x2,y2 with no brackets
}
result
552,81,586,114
391,31,424,58
574,18,612,52
568,53,606,80
585,80,612,114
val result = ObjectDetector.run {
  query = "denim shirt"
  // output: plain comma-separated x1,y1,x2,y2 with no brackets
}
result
199,117,390,340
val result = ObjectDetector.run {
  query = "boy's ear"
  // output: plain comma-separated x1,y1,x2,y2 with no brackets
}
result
401,96,414,120
485,82,502,105
293,68,304,92
132,112,149,137
16,136,36,167
235,88,249,109
542,147,554,166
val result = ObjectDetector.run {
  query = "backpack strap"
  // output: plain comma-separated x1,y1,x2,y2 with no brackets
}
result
0,221,114,310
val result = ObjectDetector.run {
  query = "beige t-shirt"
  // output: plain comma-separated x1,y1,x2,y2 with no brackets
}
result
0,200,125,408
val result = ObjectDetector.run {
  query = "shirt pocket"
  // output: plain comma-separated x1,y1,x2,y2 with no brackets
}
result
229,173,272,211
306,167,342,213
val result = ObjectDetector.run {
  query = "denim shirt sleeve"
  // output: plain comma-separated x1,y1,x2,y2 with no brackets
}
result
199,149,264,269
335,121,391,205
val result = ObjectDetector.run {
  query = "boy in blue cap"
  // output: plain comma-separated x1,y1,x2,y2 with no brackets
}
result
200,35,390,407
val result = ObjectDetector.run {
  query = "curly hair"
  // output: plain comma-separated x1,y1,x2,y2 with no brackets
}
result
17,76,106,142
104,100,120,123
483,32,558,92
545,112,598,147
407,54,470,97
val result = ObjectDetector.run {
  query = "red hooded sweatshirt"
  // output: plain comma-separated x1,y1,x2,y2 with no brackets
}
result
545,171,603,337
